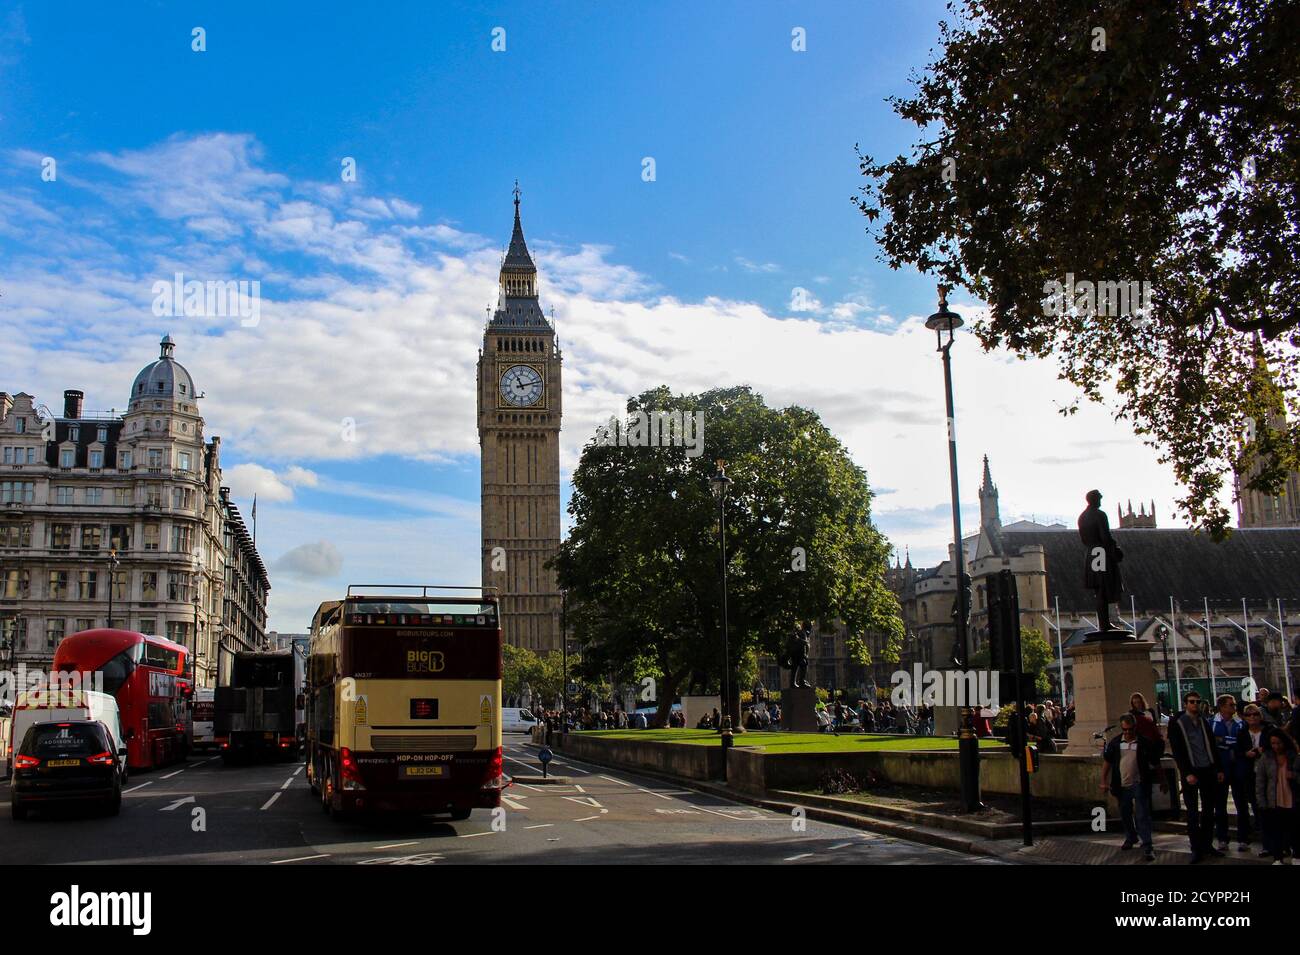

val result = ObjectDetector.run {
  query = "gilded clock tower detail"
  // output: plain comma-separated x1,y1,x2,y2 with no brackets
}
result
477,186,563,652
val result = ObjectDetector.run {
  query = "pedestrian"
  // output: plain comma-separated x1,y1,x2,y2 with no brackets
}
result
1101,714,1161,861
1263,691,1287,728
1167,691,1227,863
1212,693,1254,851
1255,730,1300,864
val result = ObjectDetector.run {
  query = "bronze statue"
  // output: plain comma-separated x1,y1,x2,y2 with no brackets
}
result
784,624,812,689
1077,489,1130,640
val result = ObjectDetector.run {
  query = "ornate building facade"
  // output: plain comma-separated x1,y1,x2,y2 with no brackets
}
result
477,189,563,652
0,335,269,686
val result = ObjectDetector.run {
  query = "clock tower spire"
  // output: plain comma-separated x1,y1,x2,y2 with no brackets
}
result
477,185,563,653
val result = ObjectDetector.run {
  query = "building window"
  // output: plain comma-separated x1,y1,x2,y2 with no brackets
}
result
0,523,31,548
51,524,72,550
68,427,80,442
171,525,193,553
1,569,29,598
119,451,133,470
97,427,108,443
1,615,27,652
138,617,156,635
112,572,128,601
109,524,131,551
143,524,160,551
89,450,103,469
55,487,74,506
85,487,103,505
168,571,193,602
142,572,158,600
146,485,163,507
48,571,68,599
113,487,130,506
78,570,98,600
80,526,102,552
1,482,35,503
177,451,191,471
60,448,74,468
148,449,164,472
75,618,94,633
45,618,64,649
13,418,24,434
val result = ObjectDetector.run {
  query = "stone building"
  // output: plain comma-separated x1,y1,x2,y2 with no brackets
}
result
0,335,270,686
477,187,564,652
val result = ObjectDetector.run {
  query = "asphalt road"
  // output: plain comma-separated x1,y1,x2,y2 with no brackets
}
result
0,739,1006,865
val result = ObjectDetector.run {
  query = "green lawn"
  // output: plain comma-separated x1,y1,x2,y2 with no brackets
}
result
576,729,1005,753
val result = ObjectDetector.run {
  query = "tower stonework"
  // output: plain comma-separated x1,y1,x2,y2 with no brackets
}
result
477,188,563,652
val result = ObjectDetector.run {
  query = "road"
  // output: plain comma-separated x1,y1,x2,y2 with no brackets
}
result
0,739,1006,865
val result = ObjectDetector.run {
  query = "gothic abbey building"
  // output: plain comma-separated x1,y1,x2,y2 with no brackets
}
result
477,192,563,653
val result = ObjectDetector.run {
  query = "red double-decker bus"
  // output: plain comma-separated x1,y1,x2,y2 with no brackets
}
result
53,629,190,771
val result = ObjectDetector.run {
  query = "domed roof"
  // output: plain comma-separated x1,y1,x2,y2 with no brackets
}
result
130,334,197,404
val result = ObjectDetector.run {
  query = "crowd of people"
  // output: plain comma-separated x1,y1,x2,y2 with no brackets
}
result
1099,687,1300,864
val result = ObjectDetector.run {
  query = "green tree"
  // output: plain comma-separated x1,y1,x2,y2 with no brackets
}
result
970,626,1053,696
555,386,903,727
855,0,1299,534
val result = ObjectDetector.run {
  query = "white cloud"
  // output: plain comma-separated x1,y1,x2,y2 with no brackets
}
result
272,540,343,580
224,463,319,503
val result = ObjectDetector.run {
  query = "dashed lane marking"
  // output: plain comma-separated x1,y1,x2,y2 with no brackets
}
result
271,854,328,864
501,794,529,810
458,831,493,839
122,782,153,795
260,792,282,811
784,853,814,862
638,788,674,801
599,775,633,787
161,768,186,779
374,842,419,849
279,776,296,790
573,814,603,822
523,824,554,830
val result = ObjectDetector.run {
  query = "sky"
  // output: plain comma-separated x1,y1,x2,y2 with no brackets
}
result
0,1,1217,632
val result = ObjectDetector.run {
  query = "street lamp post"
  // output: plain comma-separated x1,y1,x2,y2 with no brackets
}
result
191,591,201,687
709,461,738,740
925,285,982,812
561,588,569,734
106,548,119,629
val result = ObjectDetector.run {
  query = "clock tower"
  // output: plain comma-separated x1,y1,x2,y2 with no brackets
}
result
477,186,563,652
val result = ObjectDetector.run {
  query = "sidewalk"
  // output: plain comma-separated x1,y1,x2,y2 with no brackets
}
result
523,739,1272,865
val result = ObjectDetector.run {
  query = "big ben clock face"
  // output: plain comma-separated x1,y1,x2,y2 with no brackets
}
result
499,364,544,407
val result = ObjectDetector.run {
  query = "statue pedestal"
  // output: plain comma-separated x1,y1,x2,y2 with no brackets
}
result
1065,639,1155,754
781,686,820,733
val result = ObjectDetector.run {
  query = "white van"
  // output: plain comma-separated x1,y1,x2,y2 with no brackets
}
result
502,707,539,734
8,689,127,782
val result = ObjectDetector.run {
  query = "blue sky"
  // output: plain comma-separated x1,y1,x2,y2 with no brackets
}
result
0,2,1198,631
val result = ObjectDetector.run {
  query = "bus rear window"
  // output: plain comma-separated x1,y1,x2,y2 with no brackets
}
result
346,601,498,627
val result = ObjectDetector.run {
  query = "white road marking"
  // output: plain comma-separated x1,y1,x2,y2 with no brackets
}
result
598,774,633,787
122,782,153,794
161,768,186,779
271,853,328,864
830,842,854,850
638,788,675,801
458,831,493,839
373,841,419,849
523,823,554,830
161,796,196,811
514,782,547,792
784,853,814,862
292,765,305,776
260,792,282,811
573,784,586,793
573,814,603,822
562,795,604,808
501,794,529,810
279,776,295,790
548,761,589,775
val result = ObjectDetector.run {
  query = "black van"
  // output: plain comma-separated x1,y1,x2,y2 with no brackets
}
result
11,720,123,820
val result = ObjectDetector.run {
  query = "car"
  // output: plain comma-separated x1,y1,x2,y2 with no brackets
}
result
7,688,127,784
10,720,124,820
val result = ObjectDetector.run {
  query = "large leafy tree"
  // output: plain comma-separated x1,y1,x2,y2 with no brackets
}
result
555,386,903,727
855,0,1299,533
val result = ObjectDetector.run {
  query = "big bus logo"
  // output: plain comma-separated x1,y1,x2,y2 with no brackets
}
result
406,650,445,673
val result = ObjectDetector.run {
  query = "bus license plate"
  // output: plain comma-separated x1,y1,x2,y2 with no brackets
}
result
400,765,444,778
47,759,81,767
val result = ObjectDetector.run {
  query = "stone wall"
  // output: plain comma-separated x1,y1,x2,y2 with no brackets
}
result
554,732,724,780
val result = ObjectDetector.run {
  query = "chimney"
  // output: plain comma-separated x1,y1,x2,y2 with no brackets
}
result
0,392,11,422
63,389,84,419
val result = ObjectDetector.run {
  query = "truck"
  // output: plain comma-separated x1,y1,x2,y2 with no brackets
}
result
215,650,305,764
